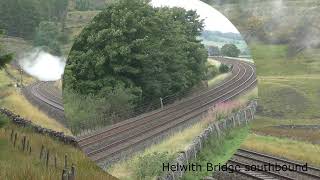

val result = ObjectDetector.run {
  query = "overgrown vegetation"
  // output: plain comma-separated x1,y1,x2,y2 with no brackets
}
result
242,134,320,167
0,117,116,180
34,21,69,55
183,126,249,179
0,30,12,69
198,0,320,165
108,94,254,179
0,69,69,134
0,0,68,39
64,0,208,133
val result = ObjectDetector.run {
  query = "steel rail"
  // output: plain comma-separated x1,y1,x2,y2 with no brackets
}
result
84,62,250,155
77,59,243,142
89,60,257,162
78,61,245,148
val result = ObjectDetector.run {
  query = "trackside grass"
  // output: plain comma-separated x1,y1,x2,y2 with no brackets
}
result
0,69,71,134
242,134,320,167
108,95,253,179
242,43,320,167
0,115,116,180
182,126,249,180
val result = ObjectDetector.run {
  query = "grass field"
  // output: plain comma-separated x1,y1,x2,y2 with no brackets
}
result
0,69,70,134
0,115,115,180
242,134,320,167
243,43,320,165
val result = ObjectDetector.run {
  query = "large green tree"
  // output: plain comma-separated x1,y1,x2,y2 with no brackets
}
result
221,44,240,57
64,0,207,105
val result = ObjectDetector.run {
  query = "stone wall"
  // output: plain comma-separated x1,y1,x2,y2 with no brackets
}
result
0,108,77,146
158,100,258,180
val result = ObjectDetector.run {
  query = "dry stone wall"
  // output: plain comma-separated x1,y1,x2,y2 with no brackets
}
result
158,100,258,180
0,108,77,146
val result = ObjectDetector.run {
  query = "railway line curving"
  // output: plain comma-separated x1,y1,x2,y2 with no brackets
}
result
24,57,258,166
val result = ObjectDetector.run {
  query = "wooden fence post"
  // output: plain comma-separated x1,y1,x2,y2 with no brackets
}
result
62,169,68,180
10,129,14,142
46,150,50,168
29,146,32,155
26,140,29,152
64,154,68,169
54,155,57,168
40,145,44,160
69,164,75,180
13,133,17,147
22,136,26,151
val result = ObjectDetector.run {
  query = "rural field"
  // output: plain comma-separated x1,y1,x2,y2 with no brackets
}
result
242,44,320,166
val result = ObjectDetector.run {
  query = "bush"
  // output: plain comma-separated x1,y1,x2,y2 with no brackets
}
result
0,115,9,128
64,88,135,134
219,64,229,73
133,152,174,179
206,64,219,80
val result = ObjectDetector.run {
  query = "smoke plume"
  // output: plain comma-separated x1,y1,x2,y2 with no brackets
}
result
18,48,65,81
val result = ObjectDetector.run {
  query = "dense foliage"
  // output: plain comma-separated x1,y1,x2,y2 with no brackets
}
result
219,64,230,73
64,0,208,105
0,0,68,39
75,0,91,11
207,46,220,56
0,31,12,69
33,21,69,55
221,44,240,57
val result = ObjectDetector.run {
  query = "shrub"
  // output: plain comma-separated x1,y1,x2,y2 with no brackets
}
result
219,64,230,73
0,115,9,128
133,152,174,179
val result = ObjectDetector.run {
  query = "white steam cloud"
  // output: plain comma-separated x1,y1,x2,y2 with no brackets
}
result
19,49,66,81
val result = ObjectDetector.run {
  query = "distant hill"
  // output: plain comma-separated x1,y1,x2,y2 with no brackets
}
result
200,30,250,56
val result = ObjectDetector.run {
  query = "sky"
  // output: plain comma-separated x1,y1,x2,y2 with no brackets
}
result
151,0,240,33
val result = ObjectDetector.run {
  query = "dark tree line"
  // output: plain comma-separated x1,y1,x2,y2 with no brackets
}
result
207,44,240,57
0,0,68,39
0,30,12,69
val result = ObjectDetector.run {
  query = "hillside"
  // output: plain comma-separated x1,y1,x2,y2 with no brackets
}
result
0,114,116,180
200,30,249,54
198,0,320,165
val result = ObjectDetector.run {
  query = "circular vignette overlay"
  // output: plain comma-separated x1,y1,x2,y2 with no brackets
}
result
62,0,256,176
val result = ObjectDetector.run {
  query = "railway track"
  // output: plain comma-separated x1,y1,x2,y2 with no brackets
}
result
23,57,257,166
23,81,65,123
228,149,320,180
76,58,257,166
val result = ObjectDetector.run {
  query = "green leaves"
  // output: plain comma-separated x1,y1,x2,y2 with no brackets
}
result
64,0,208,106
33,21,66,55
221,44,240,57
0,30,12,69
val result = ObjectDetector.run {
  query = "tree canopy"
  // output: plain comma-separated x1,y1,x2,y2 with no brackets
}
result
0,30,12,69
34,21,69,55
207,46,220,56
0,0,68,39
64,0,208,105
221,44,240,57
